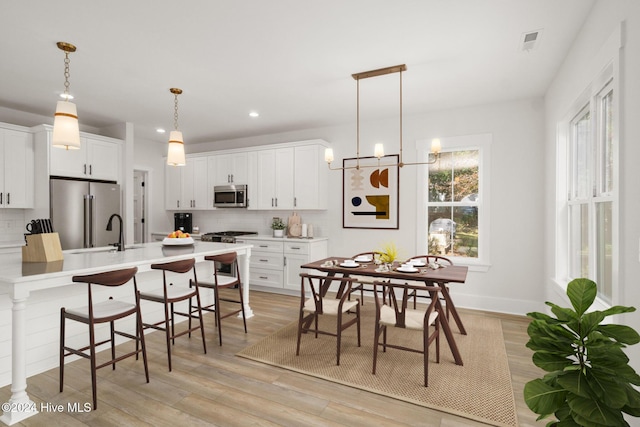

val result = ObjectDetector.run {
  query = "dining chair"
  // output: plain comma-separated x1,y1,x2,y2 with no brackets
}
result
60,267,149,409
407,255,453,316
138,258,206,371
372,280,440,387
197,252,247,346
296,273,361,365
348,251,384,305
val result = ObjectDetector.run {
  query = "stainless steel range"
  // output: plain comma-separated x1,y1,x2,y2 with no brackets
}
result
201,231,258,243
201,231,258,276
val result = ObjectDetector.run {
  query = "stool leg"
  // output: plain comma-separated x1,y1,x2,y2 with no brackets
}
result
163,300,172,371
110,320,116,370
59,309,65,392
89,322,98,409
238,283,247,333
135,299,150,383
214,285,222,346
194,289,207,354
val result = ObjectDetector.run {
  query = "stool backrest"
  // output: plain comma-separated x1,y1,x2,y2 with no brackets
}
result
151,258,196,274
72,267,138,287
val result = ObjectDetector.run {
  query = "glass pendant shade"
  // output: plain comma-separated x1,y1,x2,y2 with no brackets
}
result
167,130,186,166
52,100,81,150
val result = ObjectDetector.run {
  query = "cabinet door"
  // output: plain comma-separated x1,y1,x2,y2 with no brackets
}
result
293,145,326,209
230,152,248,184
191,157,209,209
1,129,34,208
256,150,276,209
284,253,309,291
49,136,88,178
215,152,249,185
165,164,182,209
86,138,119,181
182,159,195,208
214,154,232,185
274,148,294,209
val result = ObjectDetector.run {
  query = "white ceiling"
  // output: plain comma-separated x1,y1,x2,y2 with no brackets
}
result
0,0,594,144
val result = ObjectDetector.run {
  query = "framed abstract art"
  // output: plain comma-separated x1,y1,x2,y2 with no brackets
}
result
342,154,399,229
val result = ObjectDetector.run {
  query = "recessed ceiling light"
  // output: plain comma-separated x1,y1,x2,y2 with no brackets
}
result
249,111,259,118
156,128,166,134
59,93,74,100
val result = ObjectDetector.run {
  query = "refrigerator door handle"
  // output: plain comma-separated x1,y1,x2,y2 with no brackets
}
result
88,195,95,247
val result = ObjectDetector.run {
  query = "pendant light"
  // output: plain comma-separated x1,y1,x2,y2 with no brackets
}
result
52,42,81,150
324,64,441,170
166,88,186,166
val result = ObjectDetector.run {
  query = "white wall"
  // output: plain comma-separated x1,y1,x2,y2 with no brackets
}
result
544,0,640,370
145,96,547,316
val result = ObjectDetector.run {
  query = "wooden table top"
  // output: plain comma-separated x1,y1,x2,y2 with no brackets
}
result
301,256,468,284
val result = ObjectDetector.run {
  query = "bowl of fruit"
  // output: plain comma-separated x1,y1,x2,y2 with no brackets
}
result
162,230,195,246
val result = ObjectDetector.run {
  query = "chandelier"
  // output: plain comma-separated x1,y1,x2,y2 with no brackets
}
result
324,64,441,170
52,42,81,150
166,88,186,166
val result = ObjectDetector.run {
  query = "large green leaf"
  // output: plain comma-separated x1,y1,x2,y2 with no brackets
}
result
533,352,574,371
524,378,567,414
549,303,579,322
597,324,640,345
567,279,597,316
528,311,563,324
567,393,626,426
589,344,630,369
601,305,636,318
580,311,606,338
586,370,630,408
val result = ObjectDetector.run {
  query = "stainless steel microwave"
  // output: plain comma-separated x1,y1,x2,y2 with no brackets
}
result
213,184,248,208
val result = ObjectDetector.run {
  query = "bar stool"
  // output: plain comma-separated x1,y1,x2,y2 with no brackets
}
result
60,267,149,410
198,252,247,346
138,258,206,371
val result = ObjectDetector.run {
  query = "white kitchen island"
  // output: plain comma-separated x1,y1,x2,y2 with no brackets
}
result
0,240,252,425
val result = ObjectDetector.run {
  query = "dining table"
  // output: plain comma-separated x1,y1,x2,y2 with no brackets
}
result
301,256,469,366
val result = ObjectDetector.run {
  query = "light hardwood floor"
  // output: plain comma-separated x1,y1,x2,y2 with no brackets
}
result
1,290,545,426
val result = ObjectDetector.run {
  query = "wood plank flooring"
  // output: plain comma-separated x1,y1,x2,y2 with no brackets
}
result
1,290,545,426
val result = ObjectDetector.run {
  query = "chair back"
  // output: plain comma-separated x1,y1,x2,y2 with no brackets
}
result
351,251,384,261
72,267,138,287
299,273,357,314
151,258,196,273
205,252,240,280
373,280,440,329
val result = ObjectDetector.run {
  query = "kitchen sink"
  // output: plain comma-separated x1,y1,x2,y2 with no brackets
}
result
68,245,144,254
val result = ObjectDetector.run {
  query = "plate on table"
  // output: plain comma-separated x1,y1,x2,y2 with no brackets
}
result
396,266,419,273
339,262,360,268
354,256,372,263
408,260,426,267
162,237,194,246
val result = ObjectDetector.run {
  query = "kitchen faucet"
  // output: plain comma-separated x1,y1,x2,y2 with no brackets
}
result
106,213,125,251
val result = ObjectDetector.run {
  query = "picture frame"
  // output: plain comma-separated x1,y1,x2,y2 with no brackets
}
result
342,154,399,229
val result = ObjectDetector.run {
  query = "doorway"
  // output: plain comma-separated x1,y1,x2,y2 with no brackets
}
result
133,170,148,243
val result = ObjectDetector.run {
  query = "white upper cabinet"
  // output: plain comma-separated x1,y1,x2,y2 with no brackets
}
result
165,156,210,210
48,131,121,182
0,125,34,208
254,143,327,210
213,152,248,185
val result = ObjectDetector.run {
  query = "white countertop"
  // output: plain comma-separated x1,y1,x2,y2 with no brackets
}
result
238,235,328,242
0,240,251,288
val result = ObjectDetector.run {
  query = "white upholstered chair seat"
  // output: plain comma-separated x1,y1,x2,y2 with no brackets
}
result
66,300,136,320
303,297,359,316
379,305,438,330
139,286,195,300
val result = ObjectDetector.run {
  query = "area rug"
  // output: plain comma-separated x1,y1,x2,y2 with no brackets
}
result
237,305,518,427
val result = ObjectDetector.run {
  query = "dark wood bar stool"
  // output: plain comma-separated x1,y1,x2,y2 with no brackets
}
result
198,252,247,346
60,267,149,410
138,258,206,371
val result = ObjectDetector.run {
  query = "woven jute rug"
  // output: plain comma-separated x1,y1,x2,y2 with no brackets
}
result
237,304,518,427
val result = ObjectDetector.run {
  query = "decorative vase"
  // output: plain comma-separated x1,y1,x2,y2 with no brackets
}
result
273,229,284,238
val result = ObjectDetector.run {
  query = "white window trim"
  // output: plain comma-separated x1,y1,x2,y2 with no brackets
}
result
554,24,621,309
416,133,492,272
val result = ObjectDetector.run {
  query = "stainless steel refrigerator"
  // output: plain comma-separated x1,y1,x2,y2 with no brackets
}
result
50,178,121,250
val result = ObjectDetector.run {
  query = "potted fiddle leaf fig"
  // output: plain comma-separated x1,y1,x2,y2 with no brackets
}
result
524,278,640,426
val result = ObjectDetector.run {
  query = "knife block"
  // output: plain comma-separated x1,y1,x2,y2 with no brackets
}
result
22,233,64,263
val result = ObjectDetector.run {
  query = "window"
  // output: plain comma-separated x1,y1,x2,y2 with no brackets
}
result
563,70,617,304
417,134,491,270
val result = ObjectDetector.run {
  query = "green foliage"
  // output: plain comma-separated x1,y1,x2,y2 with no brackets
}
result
270,217,286,230
524,278,640,426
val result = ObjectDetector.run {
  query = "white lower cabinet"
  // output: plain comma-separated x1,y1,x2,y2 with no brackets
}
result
236,237,328,291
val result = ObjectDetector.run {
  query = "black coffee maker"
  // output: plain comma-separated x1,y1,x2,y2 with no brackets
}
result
174,213,193,233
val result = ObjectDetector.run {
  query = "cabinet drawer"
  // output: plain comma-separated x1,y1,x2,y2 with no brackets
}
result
250,268,283,288
250,241,284,253
250,252,283,270
284,242,309,255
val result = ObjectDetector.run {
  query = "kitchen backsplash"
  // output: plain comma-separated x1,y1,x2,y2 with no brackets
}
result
189,210,330,236
0,210,27,244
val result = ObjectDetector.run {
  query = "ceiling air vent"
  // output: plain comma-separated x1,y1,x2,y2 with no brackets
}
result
521,29,543,52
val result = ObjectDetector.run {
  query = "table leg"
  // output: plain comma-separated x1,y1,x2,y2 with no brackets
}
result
431,290,463,366
1,295,38,425
439,284,466,335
